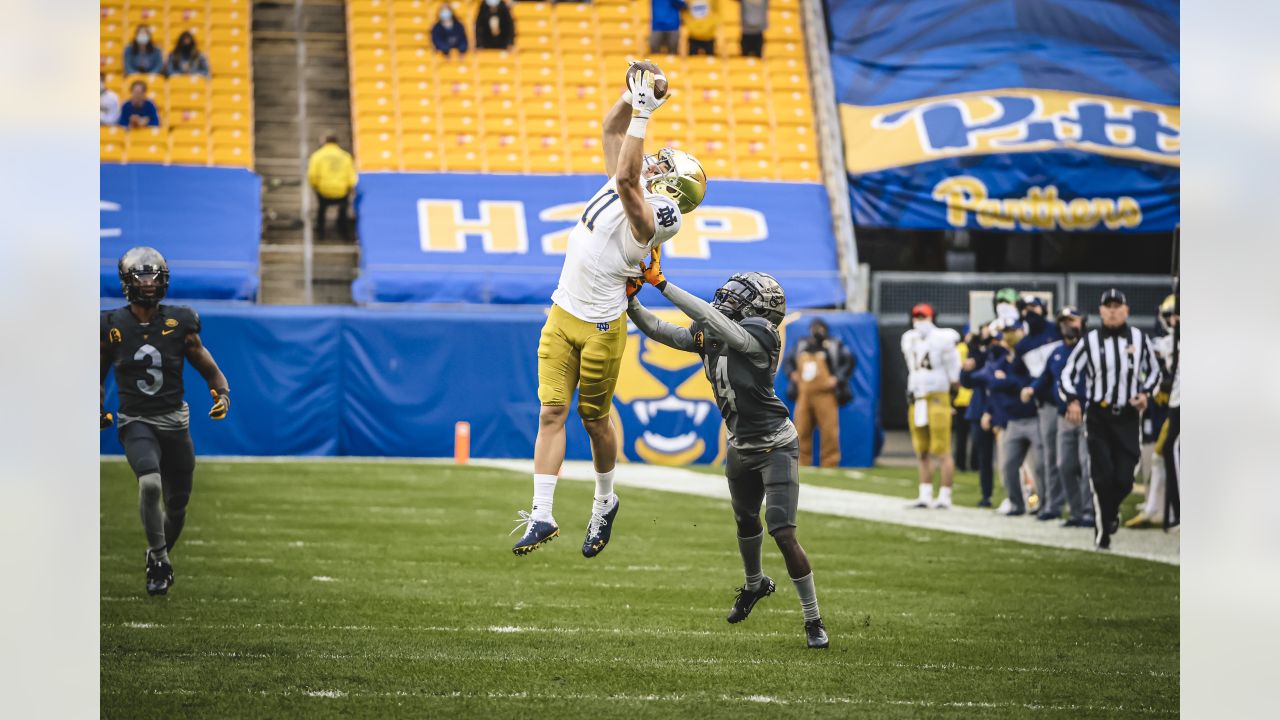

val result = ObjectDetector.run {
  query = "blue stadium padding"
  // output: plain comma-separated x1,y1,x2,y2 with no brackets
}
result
101,303,882,466
353,172,845,308
100,164,261,300
824,0,1179,232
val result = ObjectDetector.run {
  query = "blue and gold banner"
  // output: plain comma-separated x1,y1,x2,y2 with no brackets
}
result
353,173,845,308
825,0,1180,232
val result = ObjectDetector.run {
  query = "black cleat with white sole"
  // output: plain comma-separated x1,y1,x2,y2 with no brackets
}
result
805,618,830,649
727,576,775,624
145,554,173,596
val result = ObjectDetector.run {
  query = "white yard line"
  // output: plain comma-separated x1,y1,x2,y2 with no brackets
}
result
471,459,1180,566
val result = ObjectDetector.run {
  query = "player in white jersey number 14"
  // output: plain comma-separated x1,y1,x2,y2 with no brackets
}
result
512,60,709,558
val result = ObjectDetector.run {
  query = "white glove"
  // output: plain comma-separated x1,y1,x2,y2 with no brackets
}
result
627,67,668,120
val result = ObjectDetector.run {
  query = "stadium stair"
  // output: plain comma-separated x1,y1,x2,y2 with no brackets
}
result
253,0,359,304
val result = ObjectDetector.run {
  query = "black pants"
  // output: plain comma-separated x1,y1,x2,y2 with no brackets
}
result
971,419,994,500
119,420,196,551
952,413,972,470
740,32,764,57
1161,406,1180,528
688,37,715,56
1085,406,1140,543
315,191,351,241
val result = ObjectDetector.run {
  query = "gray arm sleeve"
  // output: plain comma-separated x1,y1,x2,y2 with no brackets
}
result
660,281,770,365
627,297,696,351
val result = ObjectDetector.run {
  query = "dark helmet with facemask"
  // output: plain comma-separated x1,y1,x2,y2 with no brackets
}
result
711,272,786,326
118,246,170,307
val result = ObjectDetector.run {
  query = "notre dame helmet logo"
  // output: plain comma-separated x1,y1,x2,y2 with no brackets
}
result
108,328,122,344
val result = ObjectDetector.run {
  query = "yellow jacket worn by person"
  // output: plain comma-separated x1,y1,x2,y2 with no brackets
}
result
684,0,720,42
307,142,357,200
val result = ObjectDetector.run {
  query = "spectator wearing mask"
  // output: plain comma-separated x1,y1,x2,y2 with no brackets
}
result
650,0,687,55
124,26,165,76
975,319,1041,517
118,80,161,129
475,0,515,51
1014,296,1062,517
900,304,962,509
1023,306,1092,527
307,134,357,241
952,333,973,471
960,324,996,506
100,73,121,125
163,31,210,77
785,318,856,468
432,5,469,57
736,0,768,57
684,0,719,56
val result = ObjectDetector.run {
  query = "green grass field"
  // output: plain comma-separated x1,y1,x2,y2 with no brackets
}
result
101,460,1178,719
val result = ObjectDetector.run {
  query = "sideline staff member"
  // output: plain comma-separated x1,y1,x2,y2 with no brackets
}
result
1059,289,1161,551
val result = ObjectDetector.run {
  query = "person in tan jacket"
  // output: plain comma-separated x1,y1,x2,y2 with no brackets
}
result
306,133,357,241
785,318,855,467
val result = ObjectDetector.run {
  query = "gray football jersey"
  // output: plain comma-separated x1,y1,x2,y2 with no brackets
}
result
690,316,797,450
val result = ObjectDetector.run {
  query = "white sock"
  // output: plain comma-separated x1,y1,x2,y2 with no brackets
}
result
594,468,616,503
938,486,952,504
792,572,821,621
918,482,933,502
532,474,557,521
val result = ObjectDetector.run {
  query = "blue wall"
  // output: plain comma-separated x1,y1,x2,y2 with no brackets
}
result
101,303,882,466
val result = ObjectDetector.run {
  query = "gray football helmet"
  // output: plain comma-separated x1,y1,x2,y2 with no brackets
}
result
711,272,787,326
118,246,170,307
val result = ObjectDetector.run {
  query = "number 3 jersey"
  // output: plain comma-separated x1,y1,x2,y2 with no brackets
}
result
551,177,682,324
690,316,798,452
101,305,200,426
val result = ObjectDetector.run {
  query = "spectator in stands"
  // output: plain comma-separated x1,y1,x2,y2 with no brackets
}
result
1023,306,1093,527
100,73,121,126
307,133,357,242
684,1,719,56
736,0,768,57
163,30,210,78
650,0,687,55
475,0,516,51
785,318,856,468
117,80,160,129
432,5,469,57
124,25,165,76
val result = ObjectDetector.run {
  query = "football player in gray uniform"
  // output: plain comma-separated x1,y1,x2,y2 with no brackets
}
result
626,249,828,649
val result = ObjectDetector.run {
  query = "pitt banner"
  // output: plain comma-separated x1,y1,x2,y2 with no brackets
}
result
826,0,1180,232
352,173,844,307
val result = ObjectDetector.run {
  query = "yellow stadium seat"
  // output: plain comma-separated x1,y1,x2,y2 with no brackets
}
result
210,8,252,29
519,33,556,52
399,112,437,133
351,60,393,81
349,0,391,17
521,16,554,37
599,34,642,60
770,41,806,59
728,67,767,90
702,155,732,177
168,107,206,128
351,28,392,48
533,131,566,153
393,29,432,47
437,59,476,83
209,108,251,129
525,99,561,121
525,116,561,139
488,115,520,135
396,94,434,115
766,22,804,44
212,127,252,148
777,158,821,181
356,111,398,134
211,75,250,92
481,96,518,118
100,37,124,60
396,61,437,81
100,0,124,13
210,0,251,10
476,65,518,85
396,12,434,33
598,18,641,39
401,147,443,173
101,54,123,76
774,102,813,127
210,144,254,167
736,157,776,180
439,95,479,117
485,150,526,174
735,103,771,125
353,45,393,67
478,80,517,100
512,1,552,19
365,92,398,114
690,120,730,142
169,137,210,166
354,76,395,97
101,137,126,163
209,53,251,76
440,113,480,133
169,87,209,112
566,149,601,174
125,128,167,164
560,34,599,54
733,138,773,161
443,144,484,173
564,116,603,138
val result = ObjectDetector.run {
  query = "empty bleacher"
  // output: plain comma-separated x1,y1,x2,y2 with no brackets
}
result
100,0,255,168
347,0,820,181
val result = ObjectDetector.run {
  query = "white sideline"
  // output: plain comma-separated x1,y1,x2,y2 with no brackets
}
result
471,459,1181,566
101,455,1179,565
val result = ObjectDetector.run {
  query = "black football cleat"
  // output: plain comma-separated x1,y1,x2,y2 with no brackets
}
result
511,511,560,556
805,618,830,649
582,496,620,558
727,576,775,624
145,554,173,596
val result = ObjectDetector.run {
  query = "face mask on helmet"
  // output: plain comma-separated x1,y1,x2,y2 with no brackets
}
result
118,247,170,307
713,273,786,326
643,148,706,214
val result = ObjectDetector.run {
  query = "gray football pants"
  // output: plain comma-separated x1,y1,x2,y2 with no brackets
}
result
1057,418,1092,521
1038,405,1064,514
1001,417,1042,512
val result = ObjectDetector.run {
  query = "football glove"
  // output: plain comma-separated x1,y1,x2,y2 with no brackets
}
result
100,408,114,431
642,247,667,289
626,275,644,299
209,388,230,420
627,66,668,119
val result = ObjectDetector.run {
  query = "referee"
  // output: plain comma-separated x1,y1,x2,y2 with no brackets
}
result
1058,289,1162,550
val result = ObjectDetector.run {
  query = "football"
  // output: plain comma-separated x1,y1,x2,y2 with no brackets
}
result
626,60,669,99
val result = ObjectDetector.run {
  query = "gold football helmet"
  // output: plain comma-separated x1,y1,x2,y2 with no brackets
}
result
644,148,707,214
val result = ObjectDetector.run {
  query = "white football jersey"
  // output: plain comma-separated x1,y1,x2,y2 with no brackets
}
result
901,321,962,397
551,177,682,323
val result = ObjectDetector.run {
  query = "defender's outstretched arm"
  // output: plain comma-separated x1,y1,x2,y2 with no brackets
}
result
627,297,696,352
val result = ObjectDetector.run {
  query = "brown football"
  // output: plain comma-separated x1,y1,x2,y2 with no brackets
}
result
626,61,669,99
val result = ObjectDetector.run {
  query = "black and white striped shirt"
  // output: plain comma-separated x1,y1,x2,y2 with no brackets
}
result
1059,325,1161,407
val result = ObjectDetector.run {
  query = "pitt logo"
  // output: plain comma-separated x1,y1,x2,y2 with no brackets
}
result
165,318,179,327
842,89,1180,174
108,328,122,344
933,176,1142,231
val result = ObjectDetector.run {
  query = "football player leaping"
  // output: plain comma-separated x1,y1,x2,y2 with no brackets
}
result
512,61,707,557
101,247,230,596
625,253,830,649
